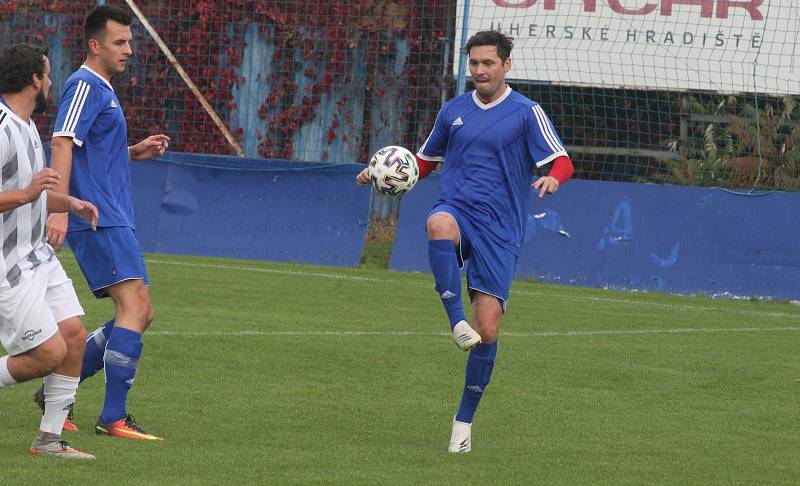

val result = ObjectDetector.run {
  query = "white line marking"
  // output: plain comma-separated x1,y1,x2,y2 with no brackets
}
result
144,258,800,319
146,327,800,338
147,258,385,282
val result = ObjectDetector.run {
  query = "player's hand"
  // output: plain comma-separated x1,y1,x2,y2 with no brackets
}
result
24,168,60,203
129,134,170,161
46,212,69,250
356,167,370,186
532,176,559,198
68,197,99,231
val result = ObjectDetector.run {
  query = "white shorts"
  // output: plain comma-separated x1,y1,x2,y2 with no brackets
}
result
0,259,84,356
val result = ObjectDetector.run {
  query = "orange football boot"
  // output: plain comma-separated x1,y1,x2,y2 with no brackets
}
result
95,414,163,441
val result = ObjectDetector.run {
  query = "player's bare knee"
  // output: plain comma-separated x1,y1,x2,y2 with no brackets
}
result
136,290,153,327
124,306,151,329
35,334,68,373
478,327,499,343
115,287,152,325
427,212,458,241
65,335,87,359
143,305,154,329
474,318,500,343
67,330,87,355
58,318,87,346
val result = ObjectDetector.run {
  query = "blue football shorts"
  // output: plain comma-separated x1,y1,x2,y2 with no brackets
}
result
427,204,517,310
66,226,149,298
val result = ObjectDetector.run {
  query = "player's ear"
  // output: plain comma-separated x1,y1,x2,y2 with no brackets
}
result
87,38,100,56
504,57,512,73
31,72,42,91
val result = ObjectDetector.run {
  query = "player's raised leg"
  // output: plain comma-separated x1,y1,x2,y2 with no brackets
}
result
427,211,480,351
449,291,501,453
95,279,162,441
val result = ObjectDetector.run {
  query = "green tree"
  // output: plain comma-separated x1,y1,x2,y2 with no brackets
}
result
652,95,800,191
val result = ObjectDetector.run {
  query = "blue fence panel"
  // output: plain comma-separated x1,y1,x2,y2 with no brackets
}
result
390,176,800,300
131,154,370,266
389,176,439,272
130,161,169,251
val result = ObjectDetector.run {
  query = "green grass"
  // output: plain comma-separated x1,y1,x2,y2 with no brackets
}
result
359,217,396,269
1,251,798,485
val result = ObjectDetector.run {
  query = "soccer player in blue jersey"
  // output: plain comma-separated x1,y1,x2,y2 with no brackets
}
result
357,30,574,452
41,5,169,441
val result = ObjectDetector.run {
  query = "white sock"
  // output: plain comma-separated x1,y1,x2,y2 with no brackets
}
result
0,355,19,388
39,373,79,434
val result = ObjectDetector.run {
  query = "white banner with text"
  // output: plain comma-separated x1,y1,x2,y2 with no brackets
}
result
455,0,799,94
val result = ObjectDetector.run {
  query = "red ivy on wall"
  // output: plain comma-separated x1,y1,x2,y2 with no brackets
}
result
2,0,452,161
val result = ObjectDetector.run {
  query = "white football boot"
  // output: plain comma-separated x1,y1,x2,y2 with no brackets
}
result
448,418,472,453
30,436,95,459
452,320,481,351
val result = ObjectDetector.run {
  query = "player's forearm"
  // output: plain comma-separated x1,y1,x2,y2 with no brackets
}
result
45,191,72,213
127,144,148,162
50,137,74,195
0,190,34,212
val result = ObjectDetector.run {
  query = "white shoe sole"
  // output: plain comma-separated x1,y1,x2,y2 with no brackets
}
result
31,447,95,460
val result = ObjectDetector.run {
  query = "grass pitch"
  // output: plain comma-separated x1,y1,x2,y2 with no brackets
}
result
0,251,798,485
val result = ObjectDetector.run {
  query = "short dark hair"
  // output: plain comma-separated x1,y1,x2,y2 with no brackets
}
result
84,5,134,46
0,43,49,94
465,30,514,61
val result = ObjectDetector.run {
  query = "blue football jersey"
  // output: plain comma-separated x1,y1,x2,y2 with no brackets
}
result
418,87,567,253
53,65,134,231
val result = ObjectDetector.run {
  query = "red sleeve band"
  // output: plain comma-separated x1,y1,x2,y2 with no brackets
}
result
416,155,437,179
547,155,574,185
415,154,573,183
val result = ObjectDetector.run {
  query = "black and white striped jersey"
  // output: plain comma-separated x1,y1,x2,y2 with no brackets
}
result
0,103,55,288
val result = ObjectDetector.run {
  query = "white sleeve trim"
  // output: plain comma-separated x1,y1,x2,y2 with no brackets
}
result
535,150,568,168
59,80,91,136
531,105,565,154
52,131,84,147
418,111,446,162
416,152,444,162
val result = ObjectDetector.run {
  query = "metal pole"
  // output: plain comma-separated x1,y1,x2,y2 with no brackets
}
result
123,0,245,156
455,0,470,96
441,37,450,106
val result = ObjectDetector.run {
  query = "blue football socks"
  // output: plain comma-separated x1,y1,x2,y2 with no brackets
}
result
455,341,498,423
428,239,466,329
81,319,115,382
99,327,142,424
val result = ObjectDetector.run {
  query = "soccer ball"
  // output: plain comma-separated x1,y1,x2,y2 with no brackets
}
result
368,146,419,196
